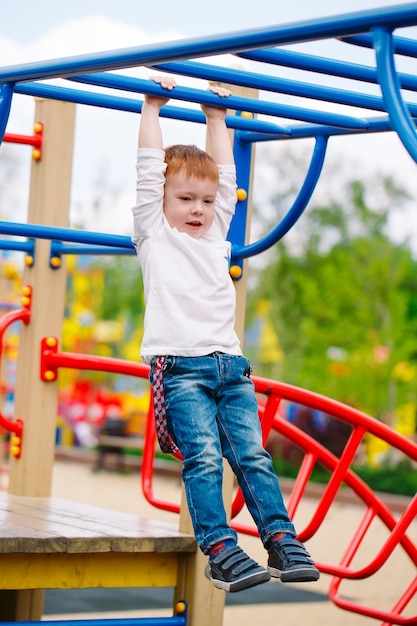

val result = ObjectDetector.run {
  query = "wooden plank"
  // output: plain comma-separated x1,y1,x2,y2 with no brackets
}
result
0,552,180,589
0,495,196,555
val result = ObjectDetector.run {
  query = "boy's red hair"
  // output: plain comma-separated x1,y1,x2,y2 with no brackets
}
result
164,144,219,183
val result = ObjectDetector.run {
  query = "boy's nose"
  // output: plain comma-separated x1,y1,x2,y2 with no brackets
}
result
191,202,203,214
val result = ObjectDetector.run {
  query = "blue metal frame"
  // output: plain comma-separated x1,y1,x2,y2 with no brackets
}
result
0,3,416,264
231,135,328,261
0,4,416,84
0,83,13,142
0,605,188,626
374,27,417,163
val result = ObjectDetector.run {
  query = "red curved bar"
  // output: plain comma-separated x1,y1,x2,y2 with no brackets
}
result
0,414,23,438
142,373,416,626
40,339,150,380
0,306,31,362
0,298,31,449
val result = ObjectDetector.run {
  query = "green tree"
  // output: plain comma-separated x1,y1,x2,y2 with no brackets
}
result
94,255,144,323
248,158,417,420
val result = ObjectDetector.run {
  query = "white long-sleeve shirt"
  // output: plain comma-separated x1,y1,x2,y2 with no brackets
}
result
132,148,242,364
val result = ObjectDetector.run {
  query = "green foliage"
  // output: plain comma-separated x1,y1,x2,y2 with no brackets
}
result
93,256,144,322
273,456,416,496
350,459,417,497
248,156,417,422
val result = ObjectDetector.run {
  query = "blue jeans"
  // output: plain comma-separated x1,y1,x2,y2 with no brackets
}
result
150,353,296,554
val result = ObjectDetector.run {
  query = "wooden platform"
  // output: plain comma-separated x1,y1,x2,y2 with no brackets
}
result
0,493,196,590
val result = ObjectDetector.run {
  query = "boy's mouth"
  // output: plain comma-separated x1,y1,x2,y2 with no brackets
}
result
187,220,202,228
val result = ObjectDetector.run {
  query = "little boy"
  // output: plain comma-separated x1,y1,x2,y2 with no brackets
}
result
132,75,319,592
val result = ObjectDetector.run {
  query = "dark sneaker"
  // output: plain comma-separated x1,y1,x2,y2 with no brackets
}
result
209,544,271,592
268,537,320,582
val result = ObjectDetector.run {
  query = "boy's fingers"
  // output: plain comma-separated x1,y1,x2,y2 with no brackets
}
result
149,74,176,90
208,84,232,97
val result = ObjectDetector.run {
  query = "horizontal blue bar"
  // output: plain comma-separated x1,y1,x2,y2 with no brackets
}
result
68,72,367,130
237,47,417,93
0,222,134,249
239,113,410,143
152,59,417,116
0,238,34,253
0,618,186,626
14,82,288,136
51,242,135,256
342,33,417,58
0,4,416,84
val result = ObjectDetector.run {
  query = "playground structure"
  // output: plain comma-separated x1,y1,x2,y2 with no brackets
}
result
0,3,417,626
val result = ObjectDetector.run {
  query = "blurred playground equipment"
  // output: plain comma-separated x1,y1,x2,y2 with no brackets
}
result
0,3,417,626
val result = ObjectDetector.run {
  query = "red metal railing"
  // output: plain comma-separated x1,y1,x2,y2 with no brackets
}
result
0,287,32,457
142,374,417,626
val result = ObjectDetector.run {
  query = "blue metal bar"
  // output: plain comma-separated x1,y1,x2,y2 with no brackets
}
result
239,114,413,144
342,33,417,58
0,618,186,626
151,59,417,117
0,221,134,249
14,82,288,137
227,116,254,278
0,4,416,84
374,27,417,163
232,135,328,260
11,76,417,144
237,47,417,93
68,72,367,130
0,83,13,146
50,241,135,257
0,238,34,254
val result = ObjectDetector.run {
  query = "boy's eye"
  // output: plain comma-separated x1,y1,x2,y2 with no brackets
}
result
180,196,191,201
204,199,215,204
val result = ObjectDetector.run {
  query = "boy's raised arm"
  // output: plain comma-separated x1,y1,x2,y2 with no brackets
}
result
201,85,234,166
138,75,176,150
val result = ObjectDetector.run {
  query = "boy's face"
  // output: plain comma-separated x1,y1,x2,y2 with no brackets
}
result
164,171,217,239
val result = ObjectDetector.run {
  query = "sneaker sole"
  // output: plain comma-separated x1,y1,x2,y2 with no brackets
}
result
268,565,320,583
211,570,271,593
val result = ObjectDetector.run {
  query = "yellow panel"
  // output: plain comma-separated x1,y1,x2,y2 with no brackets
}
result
0,552,179,589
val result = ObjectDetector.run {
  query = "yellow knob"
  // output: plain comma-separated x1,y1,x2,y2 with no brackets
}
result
229,265,243,279
236,188,247,202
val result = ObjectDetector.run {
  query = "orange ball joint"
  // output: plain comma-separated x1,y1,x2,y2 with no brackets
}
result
9,419,24,458
10,435,22,458
229,264,243,280
50,256,62,269
20,285,32,308
32,121,43,161
40,337,59,382
236,188,247,202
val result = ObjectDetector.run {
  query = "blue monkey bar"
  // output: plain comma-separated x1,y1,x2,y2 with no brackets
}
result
1,3,417,262
1,619,186,626
0,600,188,626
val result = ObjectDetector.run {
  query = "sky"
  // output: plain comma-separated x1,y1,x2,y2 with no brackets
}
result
1,0,417,248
